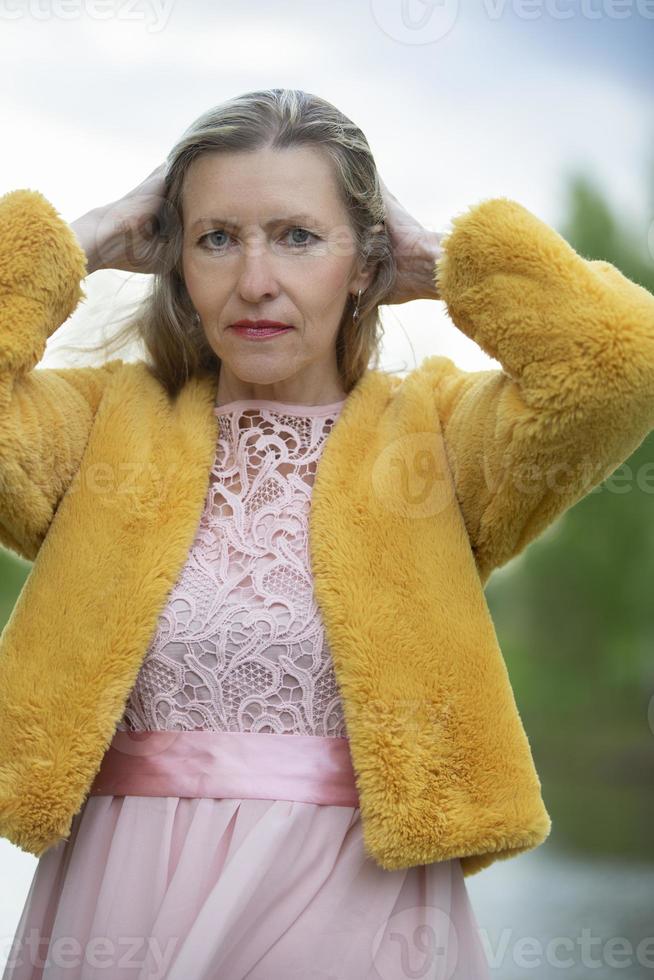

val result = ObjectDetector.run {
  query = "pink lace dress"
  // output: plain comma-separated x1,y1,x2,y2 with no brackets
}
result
3,398,490,980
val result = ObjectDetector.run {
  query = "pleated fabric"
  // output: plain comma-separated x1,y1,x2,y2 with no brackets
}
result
3,731,490,980
4,795,489,980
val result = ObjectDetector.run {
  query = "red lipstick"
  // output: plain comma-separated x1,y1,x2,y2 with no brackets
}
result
229,319,293,340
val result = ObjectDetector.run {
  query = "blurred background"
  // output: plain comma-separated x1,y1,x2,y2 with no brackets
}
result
1,1,653,977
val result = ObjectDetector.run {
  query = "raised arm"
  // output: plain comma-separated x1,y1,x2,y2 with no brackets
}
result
425,197,654,584
0,189,124,561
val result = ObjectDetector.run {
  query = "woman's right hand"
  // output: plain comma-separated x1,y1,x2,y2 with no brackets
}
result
71,162,172,275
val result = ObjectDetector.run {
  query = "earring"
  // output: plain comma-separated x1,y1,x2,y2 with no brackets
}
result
193,312,200,326
352,289,363,325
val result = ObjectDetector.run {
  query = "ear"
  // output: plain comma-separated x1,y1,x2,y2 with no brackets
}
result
352,251,381,294
351,267,375,295
351,222,384,295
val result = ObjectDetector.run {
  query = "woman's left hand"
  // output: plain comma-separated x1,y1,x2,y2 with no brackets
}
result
379,176,443,304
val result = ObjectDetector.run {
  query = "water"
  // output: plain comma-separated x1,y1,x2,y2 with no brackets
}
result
466,844,654,978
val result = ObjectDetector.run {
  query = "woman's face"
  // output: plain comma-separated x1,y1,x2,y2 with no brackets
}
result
180,144,373,400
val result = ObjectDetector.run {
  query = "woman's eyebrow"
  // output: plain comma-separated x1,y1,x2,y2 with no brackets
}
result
190,213,324,231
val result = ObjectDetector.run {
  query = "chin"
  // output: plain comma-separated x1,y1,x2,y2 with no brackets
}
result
220,359,296,385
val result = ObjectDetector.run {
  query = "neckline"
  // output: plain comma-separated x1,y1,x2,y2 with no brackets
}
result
214,397,347,417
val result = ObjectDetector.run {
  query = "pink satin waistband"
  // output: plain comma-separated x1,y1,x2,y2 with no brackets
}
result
88,730,360,807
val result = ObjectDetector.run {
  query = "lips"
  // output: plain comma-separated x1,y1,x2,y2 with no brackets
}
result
230,322,293,340
229,320,293,330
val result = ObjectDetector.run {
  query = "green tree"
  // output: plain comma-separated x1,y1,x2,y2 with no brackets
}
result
0,548,30,632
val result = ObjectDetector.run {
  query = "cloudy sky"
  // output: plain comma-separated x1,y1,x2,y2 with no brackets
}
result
0,0,653,957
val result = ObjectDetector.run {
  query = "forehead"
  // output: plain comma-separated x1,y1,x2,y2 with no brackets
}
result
181,145,347,225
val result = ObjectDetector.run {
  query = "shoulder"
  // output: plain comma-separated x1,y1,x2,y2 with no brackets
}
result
387,354,483,401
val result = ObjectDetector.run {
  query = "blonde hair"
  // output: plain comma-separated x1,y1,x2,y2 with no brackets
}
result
66,88,396,400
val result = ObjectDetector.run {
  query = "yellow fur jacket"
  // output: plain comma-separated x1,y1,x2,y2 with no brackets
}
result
1,188,653,878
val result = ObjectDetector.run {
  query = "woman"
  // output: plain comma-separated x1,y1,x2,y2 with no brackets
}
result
2,88,653,979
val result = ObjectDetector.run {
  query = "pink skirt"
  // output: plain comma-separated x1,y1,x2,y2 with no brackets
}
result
3,731,490,980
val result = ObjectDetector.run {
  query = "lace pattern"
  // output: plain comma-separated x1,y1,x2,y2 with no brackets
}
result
117,399,348,738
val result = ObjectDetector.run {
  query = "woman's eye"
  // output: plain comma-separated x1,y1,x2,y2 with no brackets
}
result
285,227,317,247
198,226,319,252
199,230,231,250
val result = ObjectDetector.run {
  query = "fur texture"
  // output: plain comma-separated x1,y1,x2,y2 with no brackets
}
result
1,189,653,876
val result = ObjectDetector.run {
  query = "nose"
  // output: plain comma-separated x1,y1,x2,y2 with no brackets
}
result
235,238,281,304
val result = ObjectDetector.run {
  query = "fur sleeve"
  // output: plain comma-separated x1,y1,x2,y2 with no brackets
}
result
0,189,123,561
428,197,654,584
